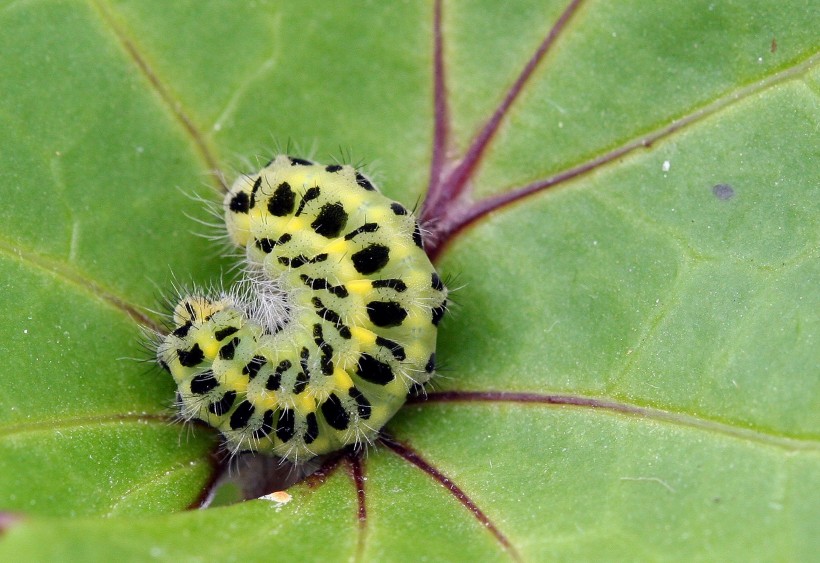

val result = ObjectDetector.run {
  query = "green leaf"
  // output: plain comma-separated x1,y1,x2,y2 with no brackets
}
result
1,0,817,560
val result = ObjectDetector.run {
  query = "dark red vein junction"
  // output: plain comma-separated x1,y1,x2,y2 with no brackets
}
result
433,50,820,257
420,0,820,261
422,0,584,226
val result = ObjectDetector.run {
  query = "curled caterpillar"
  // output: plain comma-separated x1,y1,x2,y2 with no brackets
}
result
156,155,447,462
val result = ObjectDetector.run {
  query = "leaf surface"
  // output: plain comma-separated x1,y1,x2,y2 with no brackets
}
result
0,0,817,560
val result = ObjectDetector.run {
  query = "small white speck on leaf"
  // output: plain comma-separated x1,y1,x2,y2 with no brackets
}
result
261,491,292,505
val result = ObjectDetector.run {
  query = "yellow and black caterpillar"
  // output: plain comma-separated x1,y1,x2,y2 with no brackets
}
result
156,156,447,462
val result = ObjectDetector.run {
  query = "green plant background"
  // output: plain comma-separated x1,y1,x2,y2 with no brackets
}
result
0,0,817,560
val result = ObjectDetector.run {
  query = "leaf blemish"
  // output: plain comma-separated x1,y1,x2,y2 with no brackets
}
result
712,183,735,200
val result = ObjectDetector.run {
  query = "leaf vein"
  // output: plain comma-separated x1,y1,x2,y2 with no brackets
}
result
88,0,227,191
413,391,820,452
0,413,169,440
431,49,820,259
0,235,162,332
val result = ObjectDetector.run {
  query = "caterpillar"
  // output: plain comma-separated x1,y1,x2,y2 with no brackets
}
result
156,155,447,463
